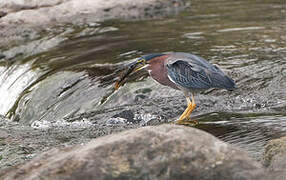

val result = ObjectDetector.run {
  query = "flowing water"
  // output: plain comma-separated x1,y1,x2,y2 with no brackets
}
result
0,0,286,160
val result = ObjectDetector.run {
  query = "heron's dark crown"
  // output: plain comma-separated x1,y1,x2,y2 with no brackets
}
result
139,53,166,62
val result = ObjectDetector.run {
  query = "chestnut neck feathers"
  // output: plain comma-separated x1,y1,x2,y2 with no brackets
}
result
147,55,179,90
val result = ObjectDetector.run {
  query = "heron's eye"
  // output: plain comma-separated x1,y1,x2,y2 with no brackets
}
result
137,59,146,64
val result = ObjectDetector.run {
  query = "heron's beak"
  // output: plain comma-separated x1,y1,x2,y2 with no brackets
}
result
133,59,148,72
115,59,147,90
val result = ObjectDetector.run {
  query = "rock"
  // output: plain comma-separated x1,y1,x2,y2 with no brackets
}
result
112,110,135,122
0,130,9,139
0,11,6,18
263,136,286,171
0,0,187,24
0,0,187,48
265,171,286,180
1,124,264,180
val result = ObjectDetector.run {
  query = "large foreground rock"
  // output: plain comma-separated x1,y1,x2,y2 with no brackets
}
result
1,124,263,180
263,136,286,171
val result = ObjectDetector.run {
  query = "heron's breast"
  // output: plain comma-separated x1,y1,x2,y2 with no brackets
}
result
147,56,179,90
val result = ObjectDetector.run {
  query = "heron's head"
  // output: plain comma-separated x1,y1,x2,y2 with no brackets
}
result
114,58,148,90
114,54,166,90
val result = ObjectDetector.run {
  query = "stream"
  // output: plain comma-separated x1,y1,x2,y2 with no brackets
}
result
0,0,286,163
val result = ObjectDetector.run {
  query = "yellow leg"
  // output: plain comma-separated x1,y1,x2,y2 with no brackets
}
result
177,94,198,125
186,94,196,117
178,97,192,121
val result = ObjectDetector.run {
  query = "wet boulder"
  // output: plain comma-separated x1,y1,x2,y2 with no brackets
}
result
0,0,187,51
1,124,264,180
263,136,286,171
1,0,186,25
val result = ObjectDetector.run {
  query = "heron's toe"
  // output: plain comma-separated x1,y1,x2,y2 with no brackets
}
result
174,117,199,126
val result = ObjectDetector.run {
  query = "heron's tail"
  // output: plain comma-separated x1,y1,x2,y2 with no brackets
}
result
210,72,237,90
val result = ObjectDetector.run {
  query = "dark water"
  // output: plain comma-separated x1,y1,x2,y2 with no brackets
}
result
0,0,286,160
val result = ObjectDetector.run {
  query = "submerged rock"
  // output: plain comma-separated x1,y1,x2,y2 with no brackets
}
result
0,11,6,18
1,124,264,180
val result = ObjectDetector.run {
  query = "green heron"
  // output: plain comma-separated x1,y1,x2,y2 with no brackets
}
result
115,52,236,124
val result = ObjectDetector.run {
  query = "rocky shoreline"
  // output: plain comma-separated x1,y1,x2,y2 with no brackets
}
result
0,0,187,49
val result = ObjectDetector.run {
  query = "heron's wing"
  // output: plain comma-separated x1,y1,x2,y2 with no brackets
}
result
166,60,212,89
166,59,236,90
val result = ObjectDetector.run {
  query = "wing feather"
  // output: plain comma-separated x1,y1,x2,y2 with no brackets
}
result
166,56,236,90
167,60,212,89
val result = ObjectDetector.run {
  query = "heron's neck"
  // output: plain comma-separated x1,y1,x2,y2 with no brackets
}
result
147,56,179,90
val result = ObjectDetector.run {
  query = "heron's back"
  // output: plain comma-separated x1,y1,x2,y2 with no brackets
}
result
166,52,236,91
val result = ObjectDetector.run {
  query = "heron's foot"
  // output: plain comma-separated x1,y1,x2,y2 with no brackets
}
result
175,117,198,126
178,103,196,121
